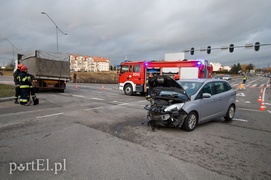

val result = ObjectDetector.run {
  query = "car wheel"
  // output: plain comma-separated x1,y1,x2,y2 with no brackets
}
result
182,111,197,131
224,104,235,121
124,84,133,96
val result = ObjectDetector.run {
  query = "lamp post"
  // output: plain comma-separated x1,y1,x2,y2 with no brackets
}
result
3,38,19,62
41,12,67,52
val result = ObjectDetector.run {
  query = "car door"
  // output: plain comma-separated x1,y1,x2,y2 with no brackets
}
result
212,81,228,117
194,82,218,123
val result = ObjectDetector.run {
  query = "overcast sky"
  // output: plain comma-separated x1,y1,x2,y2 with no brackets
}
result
0,0,270,68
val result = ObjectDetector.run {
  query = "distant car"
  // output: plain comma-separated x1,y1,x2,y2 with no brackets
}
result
144,76,236,131
213,76,222,79
222,75,232,80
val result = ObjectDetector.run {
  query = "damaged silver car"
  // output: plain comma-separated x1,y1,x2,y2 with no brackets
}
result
144,76,236,131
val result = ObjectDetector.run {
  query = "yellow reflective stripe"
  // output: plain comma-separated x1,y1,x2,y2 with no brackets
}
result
20,85,30,88
20,99,28,102
22,76,30,82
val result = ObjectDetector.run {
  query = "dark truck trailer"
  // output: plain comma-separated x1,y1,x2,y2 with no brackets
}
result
20,50,70,92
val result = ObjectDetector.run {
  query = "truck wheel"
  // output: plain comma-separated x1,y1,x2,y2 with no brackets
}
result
182,111,197,131
124,84,133,96
224,104,235,121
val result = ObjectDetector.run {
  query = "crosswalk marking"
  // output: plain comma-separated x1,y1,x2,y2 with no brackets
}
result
231,83,267,88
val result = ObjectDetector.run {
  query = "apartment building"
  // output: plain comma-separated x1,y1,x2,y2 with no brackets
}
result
70,54,110,72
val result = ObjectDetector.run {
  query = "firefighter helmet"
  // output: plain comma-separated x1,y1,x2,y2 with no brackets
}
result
20,65,28,72
17,64,23,70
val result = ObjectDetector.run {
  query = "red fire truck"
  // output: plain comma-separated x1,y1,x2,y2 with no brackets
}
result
118,59,213,95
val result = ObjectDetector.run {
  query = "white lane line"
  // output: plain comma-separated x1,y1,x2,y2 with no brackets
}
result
233,118,248,122
73,95,85,98
84,107,103,111
36,113,64,119
91,98,105,101
118,103,129,106
238,108,262,112
267,110,271,114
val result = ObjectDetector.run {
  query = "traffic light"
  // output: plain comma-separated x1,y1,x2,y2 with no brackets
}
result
207,46,211,54
190,47,194,55
229,44,234,53
254,42,260,51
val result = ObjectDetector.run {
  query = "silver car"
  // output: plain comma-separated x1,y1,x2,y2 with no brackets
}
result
222,75,232,80
144,76,236,131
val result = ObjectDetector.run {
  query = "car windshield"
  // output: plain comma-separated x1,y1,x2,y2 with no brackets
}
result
178,81,203,96
159,91,184,98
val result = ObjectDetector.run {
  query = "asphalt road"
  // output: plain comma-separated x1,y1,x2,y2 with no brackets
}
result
0,75,271,180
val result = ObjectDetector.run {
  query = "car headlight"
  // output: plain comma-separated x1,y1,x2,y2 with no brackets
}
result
164,103,184,112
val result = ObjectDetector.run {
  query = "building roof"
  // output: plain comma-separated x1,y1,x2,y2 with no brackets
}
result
70,54,109,62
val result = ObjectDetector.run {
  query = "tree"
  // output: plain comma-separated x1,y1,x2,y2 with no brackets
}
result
6,60,15,70
246,63,255,72
229,64,238,74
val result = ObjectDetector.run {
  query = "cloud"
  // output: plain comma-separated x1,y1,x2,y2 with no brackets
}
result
0,0,270,67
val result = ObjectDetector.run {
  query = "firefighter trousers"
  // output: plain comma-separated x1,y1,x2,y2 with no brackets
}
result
15,85,20,99
20,86,30,105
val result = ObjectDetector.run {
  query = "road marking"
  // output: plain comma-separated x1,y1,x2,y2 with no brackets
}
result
236,92,245,96
73,95,85,98
251,84,257,87
233,118,248,122
84,107,103,111
91,98,105,101
244,101,251,103
36,113,64,119
118,103,129,106
267,110,271,114
238,108,262,112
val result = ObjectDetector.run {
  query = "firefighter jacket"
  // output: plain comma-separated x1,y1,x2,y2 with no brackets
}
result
19,72,31,88
27,73,35,87
13,69,21,85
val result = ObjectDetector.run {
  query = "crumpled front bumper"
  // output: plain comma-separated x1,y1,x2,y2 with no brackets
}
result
144,104,187,127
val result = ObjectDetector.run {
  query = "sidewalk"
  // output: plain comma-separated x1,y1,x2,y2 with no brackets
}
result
0,96,13,102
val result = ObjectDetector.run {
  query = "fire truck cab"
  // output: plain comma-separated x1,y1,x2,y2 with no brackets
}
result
118,59,213,95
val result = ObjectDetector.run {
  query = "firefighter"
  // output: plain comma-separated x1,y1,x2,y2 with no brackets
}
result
146,73,153,100
13,64,23,104
19,65,31,106
27,73,37,103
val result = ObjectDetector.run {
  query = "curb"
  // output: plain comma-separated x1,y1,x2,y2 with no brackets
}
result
0,96,14,103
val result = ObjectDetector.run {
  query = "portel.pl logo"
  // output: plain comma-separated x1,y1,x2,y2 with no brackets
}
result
9,159,66,175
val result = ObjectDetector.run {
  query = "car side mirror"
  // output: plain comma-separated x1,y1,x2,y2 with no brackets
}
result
202,93,211,98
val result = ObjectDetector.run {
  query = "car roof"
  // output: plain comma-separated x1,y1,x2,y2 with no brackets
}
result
177,78,228,83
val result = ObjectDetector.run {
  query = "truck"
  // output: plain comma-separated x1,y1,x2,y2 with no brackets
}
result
118,59,213,95
18,50,70,92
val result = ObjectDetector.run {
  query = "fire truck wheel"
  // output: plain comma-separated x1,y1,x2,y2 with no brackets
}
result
124,84,133,96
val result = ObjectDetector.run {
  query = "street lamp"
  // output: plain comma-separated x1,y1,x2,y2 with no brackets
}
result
3,38,19,61
41,12,67,52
